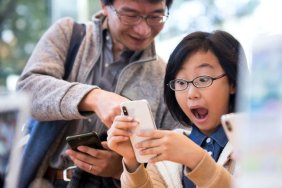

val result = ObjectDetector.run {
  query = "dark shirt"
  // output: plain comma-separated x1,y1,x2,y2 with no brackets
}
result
182,125,228,188
69,28,142,188
84,29,142,135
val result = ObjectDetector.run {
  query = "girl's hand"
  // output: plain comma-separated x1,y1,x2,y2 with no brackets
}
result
136,130,205,170
107,115,140,169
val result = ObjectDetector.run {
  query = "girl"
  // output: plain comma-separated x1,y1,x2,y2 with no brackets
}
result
107,30,248,188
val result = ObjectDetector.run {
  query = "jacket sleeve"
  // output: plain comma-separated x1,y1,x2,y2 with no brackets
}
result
186,151,233,188
121,162,167,188
16,17,97,121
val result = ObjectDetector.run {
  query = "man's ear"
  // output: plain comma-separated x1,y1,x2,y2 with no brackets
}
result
100,0,108,16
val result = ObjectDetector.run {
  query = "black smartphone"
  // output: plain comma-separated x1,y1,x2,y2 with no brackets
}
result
66,131,103,151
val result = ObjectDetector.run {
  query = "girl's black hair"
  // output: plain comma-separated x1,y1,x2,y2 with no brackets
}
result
164,30,248,126
102,0,173,9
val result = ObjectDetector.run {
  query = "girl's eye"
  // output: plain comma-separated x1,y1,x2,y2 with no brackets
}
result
176,80,186,86
198,77,210,83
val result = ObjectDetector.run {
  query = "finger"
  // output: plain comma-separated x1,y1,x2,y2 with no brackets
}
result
136,137,165,156
112,119,138,130
108,136,130,146
138,144,163,156
136,129,164,138
114,115,134,122
106,107,126,127
148,153,164,163
69,148,98,163
65,149,87,159
103,112,120,128
80,146,117,162
70,155,97,174
135,136,163,149
77,146,104,159
108,127,134,138
106,101,132,128
101,141,109,150
65,149,77,159
67,152,93,168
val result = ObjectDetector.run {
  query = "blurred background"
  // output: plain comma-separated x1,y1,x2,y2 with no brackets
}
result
0,0,282,91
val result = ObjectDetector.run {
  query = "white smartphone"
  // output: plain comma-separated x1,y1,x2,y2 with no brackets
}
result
120,99,157,163
221,113,246,145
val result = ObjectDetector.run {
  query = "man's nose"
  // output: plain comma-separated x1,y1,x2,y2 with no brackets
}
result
133,19,151,37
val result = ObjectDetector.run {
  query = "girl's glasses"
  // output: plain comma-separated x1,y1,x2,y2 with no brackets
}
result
168,74,226,91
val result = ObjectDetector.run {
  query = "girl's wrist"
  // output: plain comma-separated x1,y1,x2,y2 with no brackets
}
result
183,144,206,170
123,158,140,173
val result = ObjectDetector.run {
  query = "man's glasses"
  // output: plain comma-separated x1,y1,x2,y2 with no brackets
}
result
110,6,169,26
168,74,226,91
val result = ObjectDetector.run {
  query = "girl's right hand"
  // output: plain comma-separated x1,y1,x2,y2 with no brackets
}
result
107,115,139,167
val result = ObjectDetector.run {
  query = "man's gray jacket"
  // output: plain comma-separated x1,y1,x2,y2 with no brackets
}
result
16,15,180,187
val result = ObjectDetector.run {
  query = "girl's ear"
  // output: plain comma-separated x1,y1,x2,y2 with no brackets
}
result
230,84,236,95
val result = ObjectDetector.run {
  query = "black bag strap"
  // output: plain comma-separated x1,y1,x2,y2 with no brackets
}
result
19,23,86,188
63,22,86,80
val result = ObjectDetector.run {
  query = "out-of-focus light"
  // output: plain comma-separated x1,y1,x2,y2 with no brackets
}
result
6,74,20,91
1,30,14,44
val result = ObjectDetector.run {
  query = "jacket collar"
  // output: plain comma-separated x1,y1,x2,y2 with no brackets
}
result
173,128,233,166
217,142,233,165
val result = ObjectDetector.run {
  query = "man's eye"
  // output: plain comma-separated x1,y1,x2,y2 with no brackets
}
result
126,15,138,18
148,15,161,19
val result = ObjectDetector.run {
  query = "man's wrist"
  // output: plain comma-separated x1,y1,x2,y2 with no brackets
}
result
78,87,101,112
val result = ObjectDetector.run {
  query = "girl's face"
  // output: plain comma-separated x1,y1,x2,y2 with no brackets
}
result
175,50,235,135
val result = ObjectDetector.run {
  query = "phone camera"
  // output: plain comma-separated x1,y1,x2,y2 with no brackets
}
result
226,121,233,132
122,106,128,116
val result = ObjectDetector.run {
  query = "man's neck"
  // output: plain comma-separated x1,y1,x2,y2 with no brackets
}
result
102,17,126,61
112,40,127,61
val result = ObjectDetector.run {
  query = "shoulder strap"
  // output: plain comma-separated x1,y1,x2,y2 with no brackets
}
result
63,22,86,80
19,22,86,188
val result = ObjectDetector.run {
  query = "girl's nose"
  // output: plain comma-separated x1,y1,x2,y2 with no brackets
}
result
187,85,200,100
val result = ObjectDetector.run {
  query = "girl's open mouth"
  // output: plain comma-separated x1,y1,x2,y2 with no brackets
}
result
192,108,208,120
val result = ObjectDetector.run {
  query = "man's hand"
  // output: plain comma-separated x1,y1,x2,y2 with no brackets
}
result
66,142,122,179
78,89,129,127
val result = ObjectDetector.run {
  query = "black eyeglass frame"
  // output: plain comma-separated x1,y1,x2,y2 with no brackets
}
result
110,6,169,26
167,74,227,91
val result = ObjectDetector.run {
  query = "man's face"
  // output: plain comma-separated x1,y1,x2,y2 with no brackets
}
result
103,0,167,51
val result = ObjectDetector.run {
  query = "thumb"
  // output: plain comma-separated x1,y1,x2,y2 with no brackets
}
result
101,141,110,150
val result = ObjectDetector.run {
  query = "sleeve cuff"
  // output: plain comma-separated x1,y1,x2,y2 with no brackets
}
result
185,151,218,186
60,84,99,119
121,160,149,187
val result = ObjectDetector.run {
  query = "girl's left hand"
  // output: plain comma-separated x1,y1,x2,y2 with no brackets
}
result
135,130,205,169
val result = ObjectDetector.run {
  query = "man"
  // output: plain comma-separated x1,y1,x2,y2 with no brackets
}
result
17,0,181,187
